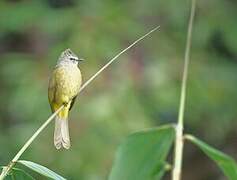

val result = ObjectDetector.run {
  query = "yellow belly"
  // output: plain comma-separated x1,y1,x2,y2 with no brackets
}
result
48,64,82,118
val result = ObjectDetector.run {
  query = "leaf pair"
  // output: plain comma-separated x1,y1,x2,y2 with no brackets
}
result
109,125,237,180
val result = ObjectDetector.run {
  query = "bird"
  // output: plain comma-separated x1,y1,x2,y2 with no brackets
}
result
48,49,83,149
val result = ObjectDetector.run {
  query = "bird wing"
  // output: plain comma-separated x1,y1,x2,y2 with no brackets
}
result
48,71,57,112
69,95,77,111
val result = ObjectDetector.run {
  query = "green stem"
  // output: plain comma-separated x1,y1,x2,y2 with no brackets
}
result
172,0,196,180
0,106,63,180
78,26,160,93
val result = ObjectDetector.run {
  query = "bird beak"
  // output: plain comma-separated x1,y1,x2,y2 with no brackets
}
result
77,58,84,62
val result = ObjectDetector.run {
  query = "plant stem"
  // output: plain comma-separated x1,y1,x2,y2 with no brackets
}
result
78,26,160,93
0,26,160,180
172,0,196,180
0,106,63,180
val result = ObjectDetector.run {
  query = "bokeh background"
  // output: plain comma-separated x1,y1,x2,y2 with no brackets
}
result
0,0,237,179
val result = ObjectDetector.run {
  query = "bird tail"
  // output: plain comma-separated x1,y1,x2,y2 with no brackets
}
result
54,113,70,150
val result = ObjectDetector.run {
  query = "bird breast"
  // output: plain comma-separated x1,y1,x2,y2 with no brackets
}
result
54,64,82,103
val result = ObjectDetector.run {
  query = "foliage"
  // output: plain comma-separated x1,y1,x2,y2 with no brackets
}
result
109,125,174,180
186,135,237,180
18,160,66,180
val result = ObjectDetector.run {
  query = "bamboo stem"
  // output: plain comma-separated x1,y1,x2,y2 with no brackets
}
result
0,25,160,180
172,1,196,180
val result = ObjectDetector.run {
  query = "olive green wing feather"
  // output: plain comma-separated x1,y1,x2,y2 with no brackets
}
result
48,72,57,112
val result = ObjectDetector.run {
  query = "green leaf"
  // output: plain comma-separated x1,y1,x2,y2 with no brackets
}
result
109,125,175,180
185,134,237,180
17,160,66,180
4,167,35,180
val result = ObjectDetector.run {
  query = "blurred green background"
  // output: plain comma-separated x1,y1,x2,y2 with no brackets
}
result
0,0,237,179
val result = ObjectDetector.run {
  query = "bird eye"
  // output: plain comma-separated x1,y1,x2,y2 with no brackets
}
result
70,57,75,60
67,50,72,54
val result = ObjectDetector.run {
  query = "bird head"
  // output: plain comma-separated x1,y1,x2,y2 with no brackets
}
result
58,49,84,65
